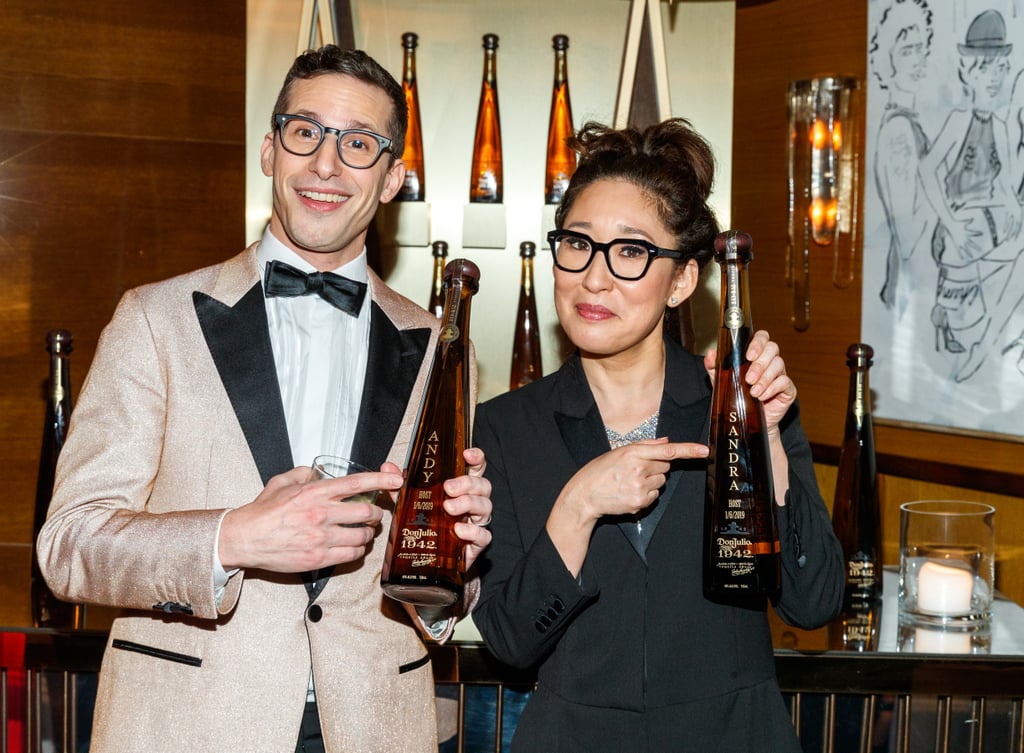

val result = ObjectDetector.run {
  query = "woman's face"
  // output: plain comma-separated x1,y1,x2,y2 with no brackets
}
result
553,178,694,361
890,25,928,94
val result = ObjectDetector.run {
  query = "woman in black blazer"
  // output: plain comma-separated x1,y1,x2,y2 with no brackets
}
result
472,119,844,752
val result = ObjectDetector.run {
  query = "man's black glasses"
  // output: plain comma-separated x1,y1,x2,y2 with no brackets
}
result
274,113,392,169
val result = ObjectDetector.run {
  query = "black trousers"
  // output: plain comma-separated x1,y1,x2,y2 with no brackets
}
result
296,700,325,753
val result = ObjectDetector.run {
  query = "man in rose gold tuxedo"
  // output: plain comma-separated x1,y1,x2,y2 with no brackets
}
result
37,46,493,753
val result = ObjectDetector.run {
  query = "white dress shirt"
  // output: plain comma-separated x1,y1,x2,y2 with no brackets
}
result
214,228,373,702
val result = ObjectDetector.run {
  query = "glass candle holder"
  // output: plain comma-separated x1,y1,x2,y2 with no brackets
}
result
898,500,995,631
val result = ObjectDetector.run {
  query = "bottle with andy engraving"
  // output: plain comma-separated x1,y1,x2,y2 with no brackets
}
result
427,240,448,318
828,343,883,651
32,330,86,629
510,241,543,390
397,32,425,202
469,34,503,203
703,231,781,600
544,34,576,204
381,259,481,607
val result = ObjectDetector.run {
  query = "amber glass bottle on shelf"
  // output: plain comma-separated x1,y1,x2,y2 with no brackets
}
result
828,343,883,651
397,32,425,202
427,240,448,318
32,330,85,629
510,241,543,390
381,259,481,607
469,33,503,203
703,231,781,600
544,34,576,205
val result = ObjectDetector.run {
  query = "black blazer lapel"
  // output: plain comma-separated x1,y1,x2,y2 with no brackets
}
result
193,284,293,486
350,302,432,471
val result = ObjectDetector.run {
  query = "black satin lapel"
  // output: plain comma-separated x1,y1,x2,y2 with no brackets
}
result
554,407,610,470
349,303,432,471
629,391,712,553
193,285,293,486
554,407,649,559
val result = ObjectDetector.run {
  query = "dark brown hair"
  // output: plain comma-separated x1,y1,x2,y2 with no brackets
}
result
555,118,719,268
271,45,407,163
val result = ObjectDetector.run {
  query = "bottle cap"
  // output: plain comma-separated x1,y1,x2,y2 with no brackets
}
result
444,258,481,290
846,343,874,367
519,241,536,258
432,240,449,258
483,33,499,50
46,329,73,354
553,34,569,51
713,230,753,263
402,32,418,48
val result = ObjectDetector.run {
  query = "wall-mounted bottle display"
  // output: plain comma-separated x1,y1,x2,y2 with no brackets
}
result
397,32,425,202
703,231,781,600
544,34,576,205
469,33,503,204
428,240,448,318
510,241,543,389
32,329,85,629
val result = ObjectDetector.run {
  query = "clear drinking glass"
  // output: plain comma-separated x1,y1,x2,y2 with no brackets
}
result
309,455,387,523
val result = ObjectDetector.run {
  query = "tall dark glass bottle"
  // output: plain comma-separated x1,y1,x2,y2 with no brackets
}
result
829,343,883,651
397,32,425,202
32,330,85,629
703,231,781,599
469,34,502,203
510,241,543,389
544,34,576,204
427,240,448,318
381,259,480,607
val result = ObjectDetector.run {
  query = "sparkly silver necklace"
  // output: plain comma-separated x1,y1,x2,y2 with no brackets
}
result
605,411,660,449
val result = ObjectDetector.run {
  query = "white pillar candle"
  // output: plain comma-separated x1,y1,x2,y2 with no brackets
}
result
914,627,972,654
917,560,974,615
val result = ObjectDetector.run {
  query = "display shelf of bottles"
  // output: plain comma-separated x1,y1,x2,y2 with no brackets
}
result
377,201,431,247
461,203,507,249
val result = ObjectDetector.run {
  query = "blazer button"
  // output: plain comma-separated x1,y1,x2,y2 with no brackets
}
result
308,604,323,623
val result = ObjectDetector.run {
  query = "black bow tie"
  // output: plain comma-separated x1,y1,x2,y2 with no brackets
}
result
263,260,367,317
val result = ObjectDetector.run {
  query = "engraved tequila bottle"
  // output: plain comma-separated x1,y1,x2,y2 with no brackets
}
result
703,231,781,599
381,259,480,606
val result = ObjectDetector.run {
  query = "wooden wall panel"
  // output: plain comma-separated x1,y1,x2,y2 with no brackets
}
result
0,1,246,628
733,0,1023,605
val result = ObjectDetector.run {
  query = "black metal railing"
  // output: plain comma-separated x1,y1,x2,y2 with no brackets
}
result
2,631,1023,753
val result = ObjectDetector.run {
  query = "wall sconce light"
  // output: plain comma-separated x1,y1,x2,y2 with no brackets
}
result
786,76,861,331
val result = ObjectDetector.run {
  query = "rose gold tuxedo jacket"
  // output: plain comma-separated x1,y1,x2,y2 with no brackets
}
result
37,245,472,753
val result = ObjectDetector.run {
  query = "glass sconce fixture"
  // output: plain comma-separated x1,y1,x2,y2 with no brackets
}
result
787,76,861,331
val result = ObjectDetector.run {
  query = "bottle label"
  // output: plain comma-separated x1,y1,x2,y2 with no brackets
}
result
853,379,866,420
440,324,460,342
846,553,877,592
400,170,421,200
724,306,745,330
547,176,569,203
475,170,499,201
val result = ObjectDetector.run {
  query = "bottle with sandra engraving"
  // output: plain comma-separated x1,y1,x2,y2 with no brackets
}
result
381,259,480,607
703,230,781,600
